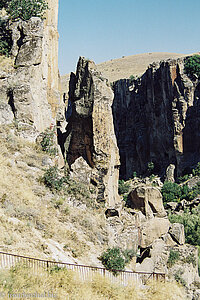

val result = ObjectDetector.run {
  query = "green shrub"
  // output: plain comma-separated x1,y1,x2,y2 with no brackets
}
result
40,126,58,156
122,249,136,264
123,194,128,203
100,247,136,275
100,248,125,275
177,174,190,183
147,161,154,174
129,75,135,81
192,162,200,176
40,166,67,191
132,171,137,178
118,180,130,195
167,249,180,267
149,174,156,182
184,55,200,80
169,205,200,246
5,0,48,21
174,269,186,287
161,182,182,204
184,254,196,267
161,181,199,203
0,18,12,57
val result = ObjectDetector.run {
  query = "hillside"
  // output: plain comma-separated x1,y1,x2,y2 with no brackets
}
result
97,52,191,82
0,124,110,266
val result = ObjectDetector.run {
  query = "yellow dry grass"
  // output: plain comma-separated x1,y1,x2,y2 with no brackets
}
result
97,52,195,82
0,55,14,72
0,264,186,300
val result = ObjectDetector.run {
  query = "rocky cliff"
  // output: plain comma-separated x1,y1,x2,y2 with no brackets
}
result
112,58,200,179
62,57,120,207
0,0,60,140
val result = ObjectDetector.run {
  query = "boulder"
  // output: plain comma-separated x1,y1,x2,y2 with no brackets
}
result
165,164,175,183
0,103,14,125
129,185,166,218
169,223,185,245
140,217,170,248
70,157,93,184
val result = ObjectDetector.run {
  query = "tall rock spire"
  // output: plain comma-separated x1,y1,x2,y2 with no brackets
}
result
64,57,120,207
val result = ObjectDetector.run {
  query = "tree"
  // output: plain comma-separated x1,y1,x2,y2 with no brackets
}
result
161,181,182,204
4,0,48,21
100,248,125,275
184,55,200,80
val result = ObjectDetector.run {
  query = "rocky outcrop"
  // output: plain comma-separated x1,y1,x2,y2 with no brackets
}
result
63,57,120,207
139,217,170,248
165,164,175,182
44,0,60,118
129,185,166,218
112,58,200,179
0,0,60,140
169,223,185,245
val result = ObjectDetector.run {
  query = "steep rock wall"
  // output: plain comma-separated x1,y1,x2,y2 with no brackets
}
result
112,58,200,179
0,0,60,139
64,57,120,207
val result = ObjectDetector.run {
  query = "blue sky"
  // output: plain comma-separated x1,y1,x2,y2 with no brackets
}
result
58,0,200,75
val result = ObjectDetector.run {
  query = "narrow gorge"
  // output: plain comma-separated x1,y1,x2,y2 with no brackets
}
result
0,1,200,299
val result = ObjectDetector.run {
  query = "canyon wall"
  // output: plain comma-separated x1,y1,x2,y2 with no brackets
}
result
0,0,60,139
112,58,200,179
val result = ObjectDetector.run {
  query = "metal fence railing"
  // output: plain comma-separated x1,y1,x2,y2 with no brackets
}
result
0,251,165,286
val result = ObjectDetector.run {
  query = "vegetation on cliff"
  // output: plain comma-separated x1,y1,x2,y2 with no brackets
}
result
184,54,200,80
1,0,48,21
0,0,48,57
100,247,136,275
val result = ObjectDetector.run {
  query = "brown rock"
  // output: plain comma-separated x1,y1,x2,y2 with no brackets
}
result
140,217,170,248
169,223,185,245
165,164,175,183
129,185,166,218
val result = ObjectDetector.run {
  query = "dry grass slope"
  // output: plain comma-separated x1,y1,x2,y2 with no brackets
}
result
0,125,108,265
0,264,186,300
97,52,193,82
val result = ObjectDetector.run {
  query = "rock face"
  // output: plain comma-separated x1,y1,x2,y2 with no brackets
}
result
165,164,175,182
112,58,200,179
129,185,166,218
139,217,170,248
63,57,120,207
169,223,185,245
0,0,60,139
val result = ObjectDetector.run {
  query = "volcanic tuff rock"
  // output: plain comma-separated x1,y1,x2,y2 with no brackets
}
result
129,185,167,218
63,57,120,207
0,0,60,139
112,57,200,179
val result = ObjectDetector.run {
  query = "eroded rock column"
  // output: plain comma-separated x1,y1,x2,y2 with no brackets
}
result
64,57,120,207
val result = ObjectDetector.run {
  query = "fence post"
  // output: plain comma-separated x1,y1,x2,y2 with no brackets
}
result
103,268,105,277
